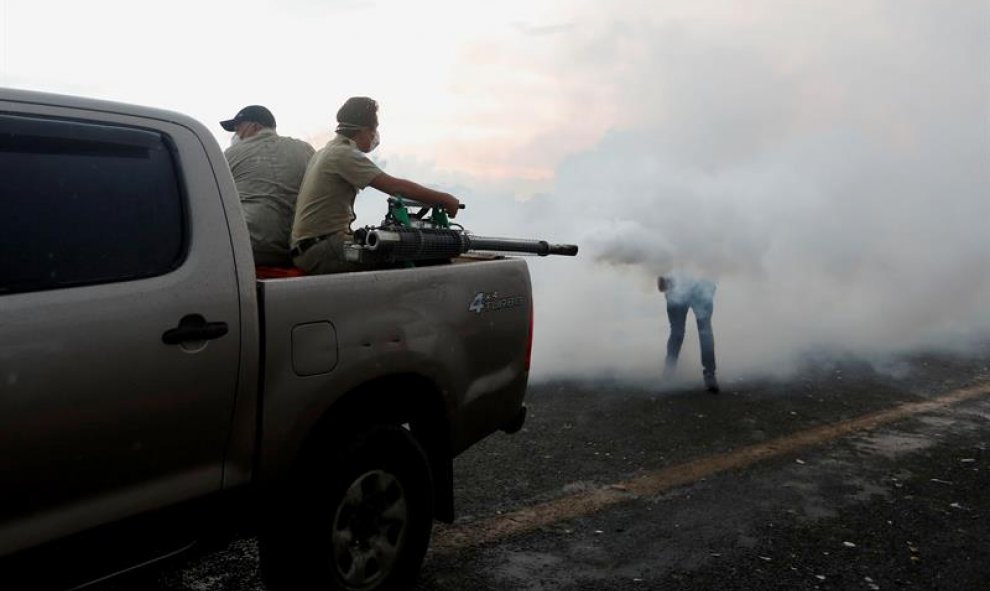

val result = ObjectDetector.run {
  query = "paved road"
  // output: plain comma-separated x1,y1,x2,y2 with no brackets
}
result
98,346,990,590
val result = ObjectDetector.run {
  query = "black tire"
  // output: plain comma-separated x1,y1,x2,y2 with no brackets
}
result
260,424,434,591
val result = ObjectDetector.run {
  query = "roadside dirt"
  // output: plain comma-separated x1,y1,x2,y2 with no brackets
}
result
94,345,990,590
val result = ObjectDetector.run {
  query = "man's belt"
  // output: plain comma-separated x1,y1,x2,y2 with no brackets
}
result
290,234,332,258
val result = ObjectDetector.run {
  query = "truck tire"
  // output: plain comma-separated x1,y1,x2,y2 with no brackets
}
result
260,424,434,591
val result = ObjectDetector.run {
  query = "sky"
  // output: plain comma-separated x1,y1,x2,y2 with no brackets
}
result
3,0,988,384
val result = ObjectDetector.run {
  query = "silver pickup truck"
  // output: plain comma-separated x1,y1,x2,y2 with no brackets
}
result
0,88,532,591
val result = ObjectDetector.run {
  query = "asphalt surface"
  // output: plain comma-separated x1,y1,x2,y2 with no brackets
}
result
94,344,990,591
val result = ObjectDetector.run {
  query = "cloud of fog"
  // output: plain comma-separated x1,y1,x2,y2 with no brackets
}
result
344,1,990,387
376,1,989,384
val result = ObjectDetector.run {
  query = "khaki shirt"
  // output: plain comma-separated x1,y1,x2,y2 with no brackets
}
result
224,129,315,263
292,134,383,244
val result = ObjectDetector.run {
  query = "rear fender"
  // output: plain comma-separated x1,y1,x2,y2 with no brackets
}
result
294,375,455,523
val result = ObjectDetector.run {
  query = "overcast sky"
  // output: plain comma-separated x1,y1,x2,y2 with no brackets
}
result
3,1,988,383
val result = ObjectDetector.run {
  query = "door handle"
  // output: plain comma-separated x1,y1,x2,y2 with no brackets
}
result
162,314,229,345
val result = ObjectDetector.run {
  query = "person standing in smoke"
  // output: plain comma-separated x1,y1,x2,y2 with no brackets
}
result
658,272,720,393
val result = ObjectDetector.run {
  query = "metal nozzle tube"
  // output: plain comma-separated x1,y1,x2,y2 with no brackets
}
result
466,236,579,256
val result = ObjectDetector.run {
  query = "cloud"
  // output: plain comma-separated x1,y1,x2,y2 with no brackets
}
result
512,21,576,37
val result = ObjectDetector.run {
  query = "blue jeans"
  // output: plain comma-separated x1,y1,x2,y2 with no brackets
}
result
665,296,716,377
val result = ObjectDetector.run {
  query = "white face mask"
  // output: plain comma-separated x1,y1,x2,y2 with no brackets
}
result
369,130,380,152
230,133,241,147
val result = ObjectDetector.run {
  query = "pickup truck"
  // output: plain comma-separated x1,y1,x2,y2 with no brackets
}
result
0,88,532,591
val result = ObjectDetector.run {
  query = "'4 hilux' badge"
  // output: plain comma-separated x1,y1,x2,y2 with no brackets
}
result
469,291,524,314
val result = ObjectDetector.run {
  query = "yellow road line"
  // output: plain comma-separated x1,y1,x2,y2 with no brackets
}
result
431,380,990,553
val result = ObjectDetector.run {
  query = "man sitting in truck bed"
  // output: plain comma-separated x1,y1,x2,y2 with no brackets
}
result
290,96,461,274
222,105,315,267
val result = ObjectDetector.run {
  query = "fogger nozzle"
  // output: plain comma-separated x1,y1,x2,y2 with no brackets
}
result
465,236,578,256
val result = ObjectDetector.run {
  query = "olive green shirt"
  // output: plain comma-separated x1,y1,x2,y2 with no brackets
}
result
224,129,315,264
292,134,383,244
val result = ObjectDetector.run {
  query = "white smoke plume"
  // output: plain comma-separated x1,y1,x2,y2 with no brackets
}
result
369,1,990,384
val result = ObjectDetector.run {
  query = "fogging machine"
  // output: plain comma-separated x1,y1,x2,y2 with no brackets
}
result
345,196,579,266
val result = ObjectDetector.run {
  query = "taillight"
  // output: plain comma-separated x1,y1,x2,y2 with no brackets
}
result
524,298,534,371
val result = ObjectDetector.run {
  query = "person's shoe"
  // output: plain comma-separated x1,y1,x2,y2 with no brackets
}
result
704,374,720,393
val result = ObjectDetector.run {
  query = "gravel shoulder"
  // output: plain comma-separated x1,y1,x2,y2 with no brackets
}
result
92,346,990,590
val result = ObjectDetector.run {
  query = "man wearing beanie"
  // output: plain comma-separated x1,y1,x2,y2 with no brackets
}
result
290,97,460,274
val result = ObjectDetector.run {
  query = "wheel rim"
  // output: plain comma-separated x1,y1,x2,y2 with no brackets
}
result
332,469,409,588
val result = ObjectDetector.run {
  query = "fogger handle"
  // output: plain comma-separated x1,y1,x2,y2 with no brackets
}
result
394,195,466,210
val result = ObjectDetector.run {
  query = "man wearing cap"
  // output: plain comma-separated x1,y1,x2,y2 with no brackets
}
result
221,105,315,267
291,96,460,274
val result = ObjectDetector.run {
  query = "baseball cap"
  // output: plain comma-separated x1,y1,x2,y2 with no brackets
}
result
220,105,276,131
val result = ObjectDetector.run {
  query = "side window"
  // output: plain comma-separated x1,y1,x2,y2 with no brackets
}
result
0,114,186,295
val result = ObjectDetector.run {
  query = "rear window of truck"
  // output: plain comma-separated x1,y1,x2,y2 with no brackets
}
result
0,114,186,295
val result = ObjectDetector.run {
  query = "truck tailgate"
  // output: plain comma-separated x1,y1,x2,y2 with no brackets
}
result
256,258,532,473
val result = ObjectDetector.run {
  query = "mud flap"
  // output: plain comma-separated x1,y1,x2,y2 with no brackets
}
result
500,404,527,435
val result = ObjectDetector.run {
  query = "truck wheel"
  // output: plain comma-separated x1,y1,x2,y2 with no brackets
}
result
261,424,434,591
